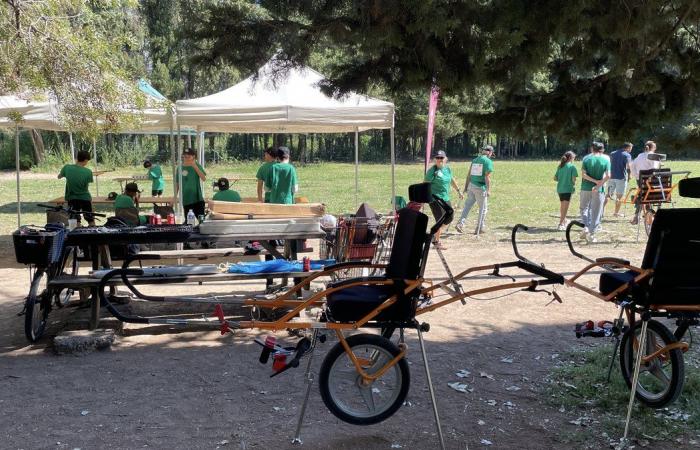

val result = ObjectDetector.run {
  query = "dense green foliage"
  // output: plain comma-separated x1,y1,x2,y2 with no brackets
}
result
1,0,700,170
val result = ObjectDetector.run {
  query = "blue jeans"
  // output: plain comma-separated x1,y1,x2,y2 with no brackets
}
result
458,183,488,227
580,189,605,232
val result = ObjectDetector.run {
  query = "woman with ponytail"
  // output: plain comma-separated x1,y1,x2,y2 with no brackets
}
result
553,151,578,230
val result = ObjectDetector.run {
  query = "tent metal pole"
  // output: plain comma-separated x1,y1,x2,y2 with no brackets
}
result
197,126,204,166
177,124,184,221
170,111,176,199
390,127,396,211
69,132,75,161
92,138,99,196
354,129,359,207
15,124,21,228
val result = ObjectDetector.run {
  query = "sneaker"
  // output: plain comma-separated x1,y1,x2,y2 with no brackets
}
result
557,223,566,231
630,217,639,225
595,224,603,233
587,233,598,243
455,222,464,234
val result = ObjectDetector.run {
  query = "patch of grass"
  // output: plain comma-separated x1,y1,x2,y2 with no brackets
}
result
546,342,700,443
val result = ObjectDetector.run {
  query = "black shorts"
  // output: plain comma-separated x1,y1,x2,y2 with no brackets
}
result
67,199,94,222
558,193,572,202
429,200,452,225
183,201,206,221
152,190,163,196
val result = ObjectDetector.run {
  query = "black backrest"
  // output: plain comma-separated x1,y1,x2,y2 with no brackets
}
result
642,208,700,304
385,207,429,280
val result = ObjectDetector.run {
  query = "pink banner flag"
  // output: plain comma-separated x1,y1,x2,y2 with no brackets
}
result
424,85,440,173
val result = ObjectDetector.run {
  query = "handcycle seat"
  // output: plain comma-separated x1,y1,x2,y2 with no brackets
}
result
598,206,700,306
326,187,432,323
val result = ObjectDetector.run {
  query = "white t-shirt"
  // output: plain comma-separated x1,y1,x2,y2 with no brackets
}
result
631,152,661,179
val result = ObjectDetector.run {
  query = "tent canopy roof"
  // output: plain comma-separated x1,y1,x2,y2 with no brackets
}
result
175,58,394,133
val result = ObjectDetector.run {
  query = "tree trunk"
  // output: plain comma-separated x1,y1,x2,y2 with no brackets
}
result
30,129,45,164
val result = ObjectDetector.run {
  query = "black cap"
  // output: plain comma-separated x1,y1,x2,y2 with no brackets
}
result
125,182,141,193
265,147,277,156
434,150,447,158
277,146,290,159
183,148,196,156
216,177,230,191
143,159,152,168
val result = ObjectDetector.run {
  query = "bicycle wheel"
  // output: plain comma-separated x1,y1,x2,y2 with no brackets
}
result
54,247,78,308
25,269,50,342
319,333,410,425
644,208,656,236
620,319,684,408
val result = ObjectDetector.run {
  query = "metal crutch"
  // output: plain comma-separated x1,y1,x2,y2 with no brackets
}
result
606,306,627,383
417,325,446,450
292,329,319,445
475,190,488,237
622,317,649,442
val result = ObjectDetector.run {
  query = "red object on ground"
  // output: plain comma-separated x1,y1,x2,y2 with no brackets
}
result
273,353,287,372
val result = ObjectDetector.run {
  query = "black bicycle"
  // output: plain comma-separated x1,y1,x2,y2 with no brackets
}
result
15,204,106,342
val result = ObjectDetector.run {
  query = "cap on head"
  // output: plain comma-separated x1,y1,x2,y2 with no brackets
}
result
183,148,196,157
481,145,494,154
143,159,152,168
592,142,604,152
264,147,277,157
277,146,290,159
124,182,140,193
434,150,447,159
216,177,230,191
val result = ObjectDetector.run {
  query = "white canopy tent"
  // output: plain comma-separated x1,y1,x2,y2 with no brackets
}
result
175,58,396,209
1,81,177,227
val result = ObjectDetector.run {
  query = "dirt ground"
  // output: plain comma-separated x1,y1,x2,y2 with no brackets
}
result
0,228,695,449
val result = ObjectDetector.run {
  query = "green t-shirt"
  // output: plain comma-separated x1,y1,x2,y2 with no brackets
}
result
177,162,206,205
581,154,611,192
147,164,165,191
113,194,147,225
212,189,241,202
256,161,275,203
469,155,494,189
58,164,93,201
424,165,453,202
554,163,579,194
266,162,298,204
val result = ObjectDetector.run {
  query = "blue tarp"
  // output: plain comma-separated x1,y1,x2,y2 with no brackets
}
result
226,259,336,274
138,79,167,101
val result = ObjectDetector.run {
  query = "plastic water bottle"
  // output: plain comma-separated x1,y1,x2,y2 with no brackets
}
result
186,209,196,225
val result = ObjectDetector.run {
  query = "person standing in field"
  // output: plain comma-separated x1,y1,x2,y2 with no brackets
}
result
424,150,463,250
605,143,633,218
266,146,298,204
143,159,165,197
177,148,207,221
256,147,277,203
455,145,494,235
579,142,610,242
58,150,95,225
554,151,578,230
630,140,660,225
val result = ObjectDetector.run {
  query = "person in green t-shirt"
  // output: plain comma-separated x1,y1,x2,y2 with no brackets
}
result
579,142,611,242
424,150,463,249
456,145,495,235
114,182,147,225
144,160,165,196
58,150,95,225
256,147,277,203
176,148,207,220
553,151,578,230
212,178,241,202
265,147,298,205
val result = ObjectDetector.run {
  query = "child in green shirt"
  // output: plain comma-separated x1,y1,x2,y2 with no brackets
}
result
144,160,165,196
256,147,277,203
553,151,578,230
265,147,298,205
58,150,95,225
212,178,241,202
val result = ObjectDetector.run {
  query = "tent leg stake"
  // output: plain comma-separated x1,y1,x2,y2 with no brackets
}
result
292,329,318,445
417,326,446,450
622,318,648,442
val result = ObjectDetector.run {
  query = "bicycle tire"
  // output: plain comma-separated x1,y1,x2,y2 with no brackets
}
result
620,319,684,408
25,269,50,342
319,333,409,425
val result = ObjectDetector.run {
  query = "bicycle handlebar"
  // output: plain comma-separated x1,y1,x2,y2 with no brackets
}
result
565,221,594,263
511,224,532,264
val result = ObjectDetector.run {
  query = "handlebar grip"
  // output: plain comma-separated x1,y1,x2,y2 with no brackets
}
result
511,224,530,263
565,221,593,263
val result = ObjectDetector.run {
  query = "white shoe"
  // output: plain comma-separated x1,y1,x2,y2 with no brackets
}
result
557,223,566,231
455,222,464,234
587,234,598,243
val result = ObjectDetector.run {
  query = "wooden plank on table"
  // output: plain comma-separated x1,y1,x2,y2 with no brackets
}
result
208,200,324,217
208,212,322,220
239,196,309,204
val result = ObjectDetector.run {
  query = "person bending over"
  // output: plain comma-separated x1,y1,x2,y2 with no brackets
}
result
212,177,241,202
58,150,95,225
